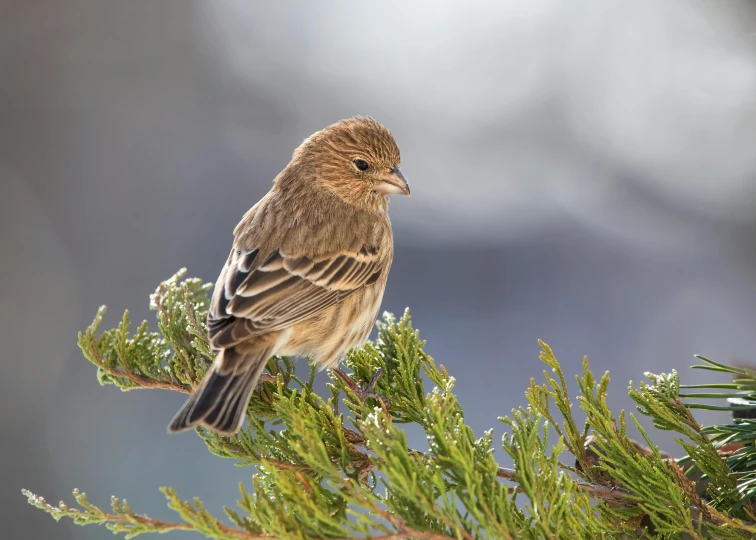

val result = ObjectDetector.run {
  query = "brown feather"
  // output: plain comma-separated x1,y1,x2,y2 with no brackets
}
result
168,116,404,435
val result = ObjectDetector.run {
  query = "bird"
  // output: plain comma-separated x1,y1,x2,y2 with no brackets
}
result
168,116,410,435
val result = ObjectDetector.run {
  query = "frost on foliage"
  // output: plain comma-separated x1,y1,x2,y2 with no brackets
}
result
23,269,756,539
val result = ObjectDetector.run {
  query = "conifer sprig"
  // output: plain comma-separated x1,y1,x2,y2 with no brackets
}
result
23,269,756,538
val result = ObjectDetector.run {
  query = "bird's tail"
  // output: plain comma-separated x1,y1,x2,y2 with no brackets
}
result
167,345,271,435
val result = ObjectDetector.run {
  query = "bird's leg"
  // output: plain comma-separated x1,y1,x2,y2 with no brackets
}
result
333,367,391,409
253,373,278,404
256,373,276,389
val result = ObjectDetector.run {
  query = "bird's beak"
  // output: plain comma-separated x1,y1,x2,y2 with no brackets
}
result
375,166,410,196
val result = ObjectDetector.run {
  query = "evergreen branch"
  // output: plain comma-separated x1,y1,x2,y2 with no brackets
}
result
77,305,191,392
396,449,634,508
365,508,461,540
23,488,454,540
106,371,192,393
526,344,594,481
29,269,756,538
631,370,756,520
494,465,633,504
22,488,262,539
95,359,193,394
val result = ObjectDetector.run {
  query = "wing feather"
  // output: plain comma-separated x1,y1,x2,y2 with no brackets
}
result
208,244,383,350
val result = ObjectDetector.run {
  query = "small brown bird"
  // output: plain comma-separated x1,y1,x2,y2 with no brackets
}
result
169,117,409,434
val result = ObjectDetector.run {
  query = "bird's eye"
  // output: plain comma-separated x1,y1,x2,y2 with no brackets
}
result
353,159,369,171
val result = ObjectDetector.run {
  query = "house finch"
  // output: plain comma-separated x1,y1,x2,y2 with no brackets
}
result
168,117,409,435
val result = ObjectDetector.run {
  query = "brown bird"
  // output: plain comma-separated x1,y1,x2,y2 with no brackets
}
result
168,116,409,435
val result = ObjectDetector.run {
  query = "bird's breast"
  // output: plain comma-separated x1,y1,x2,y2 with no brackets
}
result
278,282,386,369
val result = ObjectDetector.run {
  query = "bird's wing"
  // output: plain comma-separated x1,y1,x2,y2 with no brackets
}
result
208,244,383,349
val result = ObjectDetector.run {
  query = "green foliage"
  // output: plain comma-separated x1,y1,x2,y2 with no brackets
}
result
23,269,756,538
77,268,212,392
501,409,611,538
678,358,756,517
21,487,240,539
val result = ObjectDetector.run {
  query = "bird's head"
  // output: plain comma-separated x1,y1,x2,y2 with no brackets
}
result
286,117,409,210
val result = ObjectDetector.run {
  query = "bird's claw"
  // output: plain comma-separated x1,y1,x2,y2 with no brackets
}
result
334,368,391,410
255,373,277,390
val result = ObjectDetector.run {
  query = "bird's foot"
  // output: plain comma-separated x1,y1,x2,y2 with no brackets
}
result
253,373,278,404
333,368,391,410
256,373,277,390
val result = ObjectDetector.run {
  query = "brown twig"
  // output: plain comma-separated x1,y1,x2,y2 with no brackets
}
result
64,504,449,540
27,489,455,540
101,368,194,394
332,533,453,540
667,460,713,525
23,490,266,539
345,506,462,540
96,362,279,396
371,510,462,540
262,457,298,470
495,465,634,504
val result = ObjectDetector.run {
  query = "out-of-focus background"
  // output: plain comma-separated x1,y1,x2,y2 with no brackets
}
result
3,1,756,538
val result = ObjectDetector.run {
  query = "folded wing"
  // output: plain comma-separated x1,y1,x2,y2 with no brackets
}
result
208,245,382,350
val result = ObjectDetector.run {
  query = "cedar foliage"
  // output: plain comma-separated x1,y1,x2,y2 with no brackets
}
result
22,269,756,539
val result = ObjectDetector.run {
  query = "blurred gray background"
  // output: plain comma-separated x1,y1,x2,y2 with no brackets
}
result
3,1,756,538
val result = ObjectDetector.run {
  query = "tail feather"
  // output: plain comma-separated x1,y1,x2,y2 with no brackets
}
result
204,366,261,433
167,346,270,434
